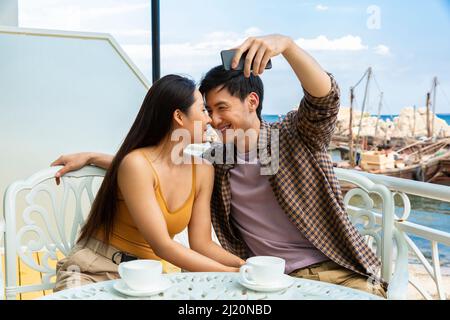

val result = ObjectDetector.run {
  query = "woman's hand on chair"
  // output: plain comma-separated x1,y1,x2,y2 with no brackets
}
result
51,152,93,185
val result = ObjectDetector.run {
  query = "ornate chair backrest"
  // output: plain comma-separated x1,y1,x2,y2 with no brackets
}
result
1,165,220,300
334,168,409,299
2,166,105,299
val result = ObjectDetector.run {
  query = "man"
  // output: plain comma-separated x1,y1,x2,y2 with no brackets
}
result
52,34,386,297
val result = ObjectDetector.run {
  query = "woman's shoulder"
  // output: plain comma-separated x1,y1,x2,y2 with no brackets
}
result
117,149,156,189
121,149,146,165
193,158,214,187
118,149,153,176
192,158,214,196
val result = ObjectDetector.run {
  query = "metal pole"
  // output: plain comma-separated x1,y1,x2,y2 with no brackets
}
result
151,0,161,83
426,92,431,138
374,92,383,139
431,77,438,141
349,87,355,167
355,67,372,160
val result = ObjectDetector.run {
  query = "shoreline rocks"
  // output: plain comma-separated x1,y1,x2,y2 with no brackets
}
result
335,107,450,139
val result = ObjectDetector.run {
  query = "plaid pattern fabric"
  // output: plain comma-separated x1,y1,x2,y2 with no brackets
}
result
205,73,384,284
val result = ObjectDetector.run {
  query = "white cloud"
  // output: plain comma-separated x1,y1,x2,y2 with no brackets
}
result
374,44,391,56
316,4,329,11
121,27,261,64
161,33,369,61
295,35,368,51
121,32,374,78
84,3,149,19
19,1,150,30
244,27,263,37
171,28,265,56
121,28,267,77
113,29,150,37
20,4,83,30
122,44,152,62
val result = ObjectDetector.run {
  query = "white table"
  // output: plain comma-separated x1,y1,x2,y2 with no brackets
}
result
40,272,383,300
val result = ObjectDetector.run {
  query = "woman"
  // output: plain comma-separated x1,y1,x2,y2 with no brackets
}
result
54,75,245,291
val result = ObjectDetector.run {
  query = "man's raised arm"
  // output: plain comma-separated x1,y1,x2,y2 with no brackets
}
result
280,37,340,152
232,34,331,96
231,34,340,151
282,37,331,97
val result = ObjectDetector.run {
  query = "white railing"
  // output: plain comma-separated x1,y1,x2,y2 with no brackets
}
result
336,169,450,300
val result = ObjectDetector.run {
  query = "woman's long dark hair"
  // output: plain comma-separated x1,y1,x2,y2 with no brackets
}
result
78,74,196,245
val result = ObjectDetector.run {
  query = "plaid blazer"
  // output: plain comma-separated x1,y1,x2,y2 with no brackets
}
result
204,74,384,283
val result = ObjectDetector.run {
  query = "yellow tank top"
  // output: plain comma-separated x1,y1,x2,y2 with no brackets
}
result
96,151,195,267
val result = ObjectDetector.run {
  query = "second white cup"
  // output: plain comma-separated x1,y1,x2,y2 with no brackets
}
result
239,256,286,286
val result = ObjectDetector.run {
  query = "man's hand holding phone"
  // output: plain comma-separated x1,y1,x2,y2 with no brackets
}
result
222,34,294,78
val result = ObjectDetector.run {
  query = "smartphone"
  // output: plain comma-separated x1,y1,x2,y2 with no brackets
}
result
221,49,272,72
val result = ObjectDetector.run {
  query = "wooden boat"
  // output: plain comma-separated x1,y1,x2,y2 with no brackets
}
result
332,71,450,188
332,139,450,194
364,149,450,185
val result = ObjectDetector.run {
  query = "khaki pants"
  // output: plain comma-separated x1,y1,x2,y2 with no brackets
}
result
289,260,387,299
54,240,122,292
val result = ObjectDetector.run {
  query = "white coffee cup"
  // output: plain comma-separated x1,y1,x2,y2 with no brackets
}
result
239,256,286,286
118,259,163,291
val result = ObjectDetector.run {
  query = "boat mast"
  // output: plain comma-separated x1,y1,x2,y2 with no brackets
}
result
349,87,355,166
426,92,431,138
355,67,372,161
431,76,438,141
374,91,383,140
349,67,372,167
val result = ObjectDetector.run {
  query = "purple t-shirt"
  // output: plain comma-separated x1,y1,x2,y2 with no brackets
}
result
229,149,329,274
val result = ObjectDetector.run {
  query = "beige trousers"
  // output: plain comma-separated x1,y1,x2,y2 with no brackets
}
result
54,242,121,292
289,260,387,298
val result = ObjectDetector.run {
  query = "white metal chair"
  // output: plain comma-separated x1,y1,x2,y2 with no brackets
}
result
0,165,220,299
334,168,409,299
1,165,408,299
2,166,105,299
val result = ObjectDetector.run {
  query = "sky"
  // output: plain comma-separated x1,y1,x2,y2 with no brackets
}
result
18,0,450,115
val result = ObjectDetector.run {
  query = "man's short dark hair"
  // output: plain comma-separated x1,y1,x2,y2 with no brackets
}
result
199,65,264,120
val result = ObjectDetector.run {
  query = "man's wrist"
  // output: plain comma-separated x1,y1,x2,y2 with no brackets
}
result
282,36,296,55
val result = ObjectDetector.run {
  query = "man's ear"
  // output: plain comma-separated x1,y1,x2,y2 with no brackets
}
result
173,109,184,126
247,92,260,113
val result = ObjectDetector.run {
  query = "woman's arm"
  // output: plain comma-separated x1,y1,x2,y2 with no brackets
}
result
51,152,114,184
188,162,246,268
118,152,239,272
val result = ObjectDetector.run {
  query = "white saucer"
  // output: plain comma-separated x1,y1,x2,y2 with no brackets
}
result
113,278,172,297
238,274,296,292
